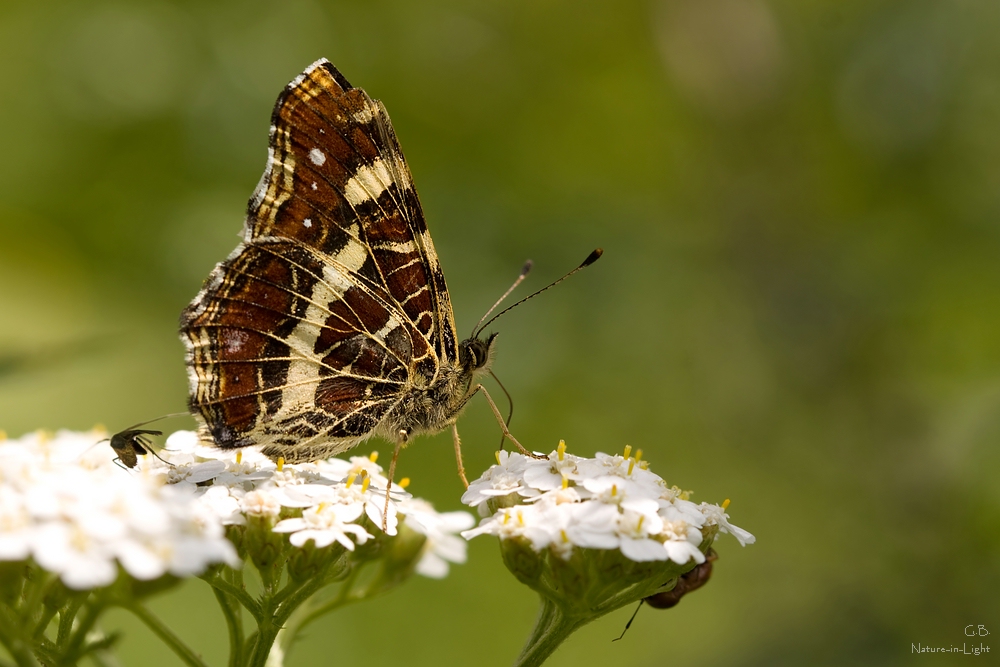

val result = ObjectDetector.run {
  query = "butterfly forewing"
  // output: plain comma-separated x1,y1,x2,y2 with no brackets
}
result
180,59,463,462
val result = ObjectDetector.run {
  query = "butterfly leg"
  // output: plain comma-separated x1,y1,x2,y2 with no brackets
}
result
451,423,470,489
382,430,408,532
472,384,541,458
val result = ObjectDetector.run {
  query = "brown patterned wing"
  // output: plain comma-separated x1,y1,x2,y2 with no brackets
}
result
180,59,457,461
249,59,458,363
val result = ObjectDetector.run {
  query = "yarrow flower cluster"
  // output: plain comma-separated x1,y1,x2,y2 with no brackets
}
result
0,429,473,588
462,442,754,563
0,429,238,590
151,430,474,578
460,441,755,667
0,427,474,667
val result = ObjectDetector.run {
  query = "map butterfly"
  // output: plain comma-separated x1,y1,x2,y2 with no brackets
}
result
179,59,584,488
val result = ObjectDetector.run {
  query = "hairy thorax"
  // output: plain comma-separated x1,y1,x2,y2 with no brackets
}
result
379,362,475,439
379,333,498,441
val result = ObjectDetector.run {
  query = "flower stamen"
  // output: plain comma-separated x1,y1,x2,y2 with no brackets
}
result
557,440,566,461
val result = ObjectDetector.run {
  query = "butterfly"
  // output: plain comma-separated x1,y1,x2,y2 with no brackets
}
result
179,59,576,494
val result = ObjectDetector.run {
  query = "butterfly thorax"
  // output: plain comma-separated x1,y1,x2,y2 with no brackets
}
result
380,332,498,439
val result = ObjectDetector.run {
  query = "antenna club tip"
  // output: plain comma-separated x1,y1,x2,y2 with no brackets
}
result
521,260,534,276
581,248,603,267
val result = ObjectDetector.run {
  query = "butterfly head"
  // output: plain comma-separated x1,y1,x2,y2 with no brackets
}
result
458,332,499,375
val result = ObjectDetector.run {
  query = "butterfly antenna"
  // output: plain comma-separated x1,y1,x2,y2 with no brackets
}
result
489,370,514,451
471,260,533,338
474,249,603,336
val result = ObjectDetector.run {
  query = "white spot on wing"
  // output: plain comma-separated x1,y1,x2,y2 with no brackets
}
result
303,218,312,228
311,182,318,190
224,329,249,354
309,148,326,166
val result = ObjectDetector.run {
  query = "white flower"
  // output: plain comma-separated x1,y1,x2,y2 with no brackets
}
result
0,429,237,589
698,501,757,546
198,485,246,525
463,504,556,553
462,442,755,565
32,522,119,590
240,489,283,518
661,519,705,565
0,487,33,560
273,503,371,549
167,460,227,485
522,442,586,490
615,509,668,562
1,427,472,588
461,450,534,509
399,499,475,578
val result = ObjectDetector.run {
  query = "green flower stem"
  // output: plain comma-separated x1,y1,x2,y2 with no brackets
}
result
513,597,587,667
246,564,333,667
31,605,58,639
55,595,84,648
201,573,262,621
276,567,360,656
61,598,104,665
124,603,209,667
0,604,40,667
210,585,244,667
20,569,48,617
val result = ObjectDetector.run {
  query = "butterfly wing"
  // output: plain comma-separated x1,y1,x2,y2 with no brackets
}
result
180,59,458,461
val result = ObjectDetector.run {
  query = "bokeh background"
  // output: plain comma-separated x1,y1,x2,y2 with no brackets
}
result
2,0,998,665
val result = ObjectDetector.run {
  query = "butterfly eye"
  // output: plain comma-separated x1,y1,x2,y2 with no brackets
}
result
459,338,492,371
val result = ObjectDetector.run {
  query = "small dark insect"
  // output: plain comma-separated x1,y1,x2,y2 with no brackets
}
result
613,549,719,642
100,418,176,470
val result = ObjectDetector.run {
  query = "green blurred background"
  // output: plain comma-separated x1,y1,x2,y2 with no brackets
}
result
2,0,998,664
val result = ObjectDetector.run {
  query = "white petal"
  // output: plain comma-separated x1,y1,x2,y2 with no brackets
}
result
415,552,449,578
619,538,668,562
